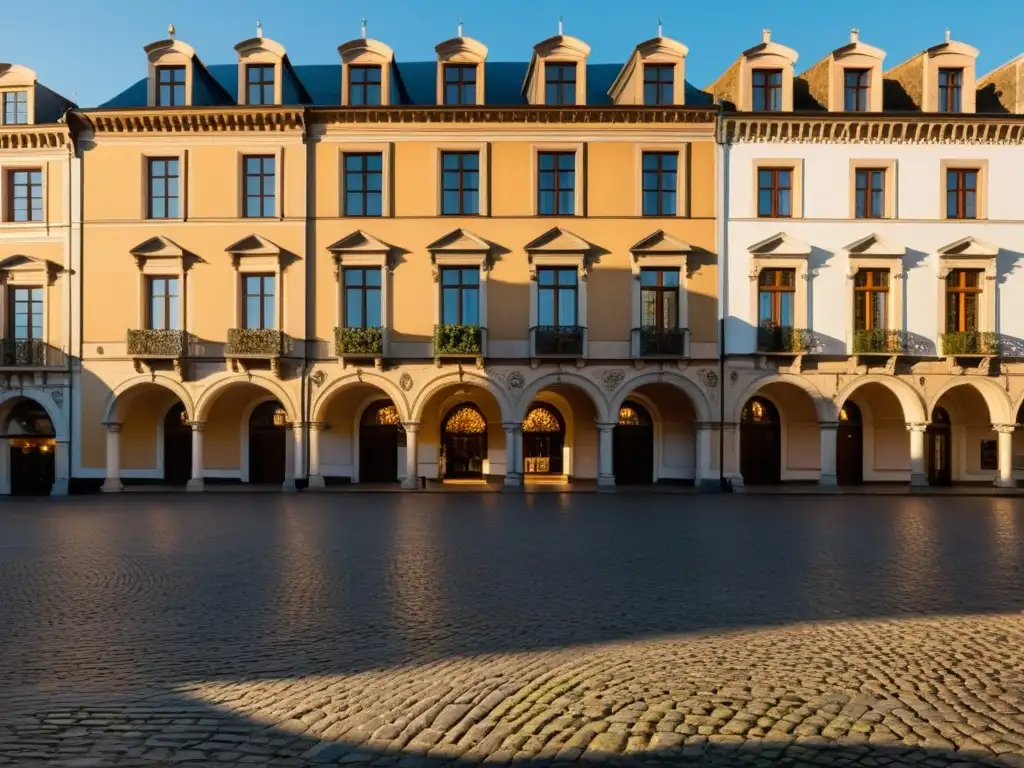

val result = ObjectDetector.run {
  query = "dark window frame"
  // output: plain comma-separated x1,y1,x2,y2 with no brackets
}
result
440,151,480,215
246,64,276,106
640,269,680,330
854,168,886,219
146,276,180,331
242,273,276,330
938,68,963,113
643,64,675,105
844,68,870,111
537,267,579,327
757,167,792,218
8,285,43,341
6,168,43,222
752,69,783,111
440,266,480,326
945,269,981,333
242,155,276,218
443,64,478,105
155,65,187,107
2,90,28,125
343,267,382,329
343,152,384,217
641,152,678,216
348,65,382,106
545,62,577,106
147,157,180,219
537,151,576,216
758,268,796,327
946,168,978,220
853,269,889,331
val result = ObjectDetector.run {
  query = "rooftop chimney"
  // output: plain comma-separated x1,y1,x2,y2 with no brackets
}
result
457,18,463,37
558,17,563,35
944,28,951,43
657,17,663,38
361,17,367,39
256,20,263,39
762,29,771,44
850,28,859,43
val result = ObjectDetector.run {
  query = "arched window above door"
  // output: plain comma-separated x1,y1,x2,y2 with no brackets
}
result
741,396,779,425
523,404,563,433
444,404,486,434
618,401,652,426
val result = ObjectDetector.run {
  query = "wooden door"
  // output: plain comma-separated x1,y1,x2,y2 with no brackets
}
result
927,407,952,486
613,401,654,485
163,403,192,485
740,397,781,485
836,402,863,485
248,401,287,484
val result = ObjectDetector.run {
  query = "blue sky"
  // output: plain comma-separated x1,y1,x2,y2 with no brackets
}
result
4,0,1022,107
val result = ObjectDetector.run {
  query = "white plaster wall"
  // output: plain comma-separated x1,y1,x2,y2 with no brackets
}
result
724,143,1024,356
659,419,695,480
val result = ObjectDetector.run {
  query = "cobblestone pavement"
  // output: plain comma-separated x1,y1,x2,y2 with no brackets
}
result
0,493,1022,767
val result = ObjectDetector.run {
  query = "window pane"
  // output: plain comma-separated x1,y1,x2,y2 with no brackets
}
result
558,190,574,215
245,297,260,328
365,269,381,287
779,293,794,326
639,270,659,287
964,191,976,219
538,289,555,325
558,269,576,286
345,289,363,327
558,289,576,326
538,270,555,286
442,288,459,324
641,289,657,326
661,271,680,288
365,194,381,216
365,288,381,327
462,287,479,325
758,292,772,324
662,291,678,328
946,190,958,218
777,190,791,217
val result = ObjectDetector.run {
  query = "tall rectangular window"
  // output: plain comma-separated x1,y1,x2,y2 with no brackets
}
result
349,65,382,106
344,152,383,216
440,267,480,326
758,269,795,327
243,155,275,218
7,169,43,222
853,269,888,330
147,277,180,331
147,158,180,219
642,152,677,216
640,269,679,329
752,69,782,111
155,66,186,107
854,168,885,219
2,91,28,125
537,268,578,327
757,168,792,218
343,268,382,329
946,168,977,219
440,152,479,215
443,65,477,105
938,68,963,113
243,274,276,330
643,64,674,105
945,270,981,332
844,69,870,111
8,286,43,340
537,152,575,216
545,63,577,105
246,64,275,105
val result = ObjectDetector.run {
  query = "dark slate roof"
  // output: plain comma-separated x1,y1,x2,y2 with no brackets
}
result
99,60,713,108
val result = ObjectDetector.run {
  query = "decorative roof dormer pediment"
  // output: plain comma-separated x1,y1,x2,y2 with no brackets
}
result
0,63,37,125
609,24,688,105
326,230,394,272
523,23,590,105
799,29,886,111
843,233,905,257
234,22,288,106
144,26,198,107
339,20,395,106
885,31,979,113
709,29,798,111
748,232,810,258
435,23,488,105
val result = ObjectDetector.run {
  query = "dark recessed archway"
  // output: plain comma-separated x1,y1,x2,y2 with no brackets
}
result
740,396,781,485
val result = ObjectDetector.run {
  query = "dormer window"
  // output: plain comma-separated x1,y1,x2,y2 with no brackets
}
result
752,69,782,111
246,64,275,105
2,91,27,124
643,64,674,105
938,68,963,112
546,63,577,105
844,69,869,111
155,66,186,106
349,66,382,105
443,64,477,105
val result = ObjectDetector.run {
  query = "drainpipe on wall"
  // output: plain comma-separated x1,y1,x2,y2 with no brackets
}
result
715,110,732,492
300,108,311,488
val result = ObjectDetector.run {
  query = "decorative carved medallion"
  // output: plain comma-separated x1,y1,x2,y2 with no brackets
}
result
50,389,64,409
399,373,414,392
600,370,625,392
699,369,719,390
507,371,525,389
730,371,740,384
309,369,327,388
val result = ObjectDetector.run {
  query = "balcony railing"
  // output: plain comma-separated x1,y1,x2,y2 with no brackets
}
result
940,330,999,356
757,325,811,354
634,326,687,357
433,324,484,357
225,328,284,358
127,329,186,358
851,329,905,355
532,325,585,357
335,326,384,357
0,339,66,368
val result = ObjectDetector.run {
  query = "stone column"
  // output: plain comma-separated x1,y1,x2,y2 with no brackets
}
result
282,423,303,493
993,424,1016,488
307,422,327,489
502,422,523,488
51,440,70,496
907,423,929,487
695,422,717,488
401,422,421,490
597,422,616,491
722,422,742,487
101,422,123,493
819,421,838,486
186,421,205,492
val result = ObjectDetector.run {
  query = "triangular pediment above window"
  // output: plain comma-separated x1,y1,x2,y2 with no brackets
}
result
0,254,62,283
427,228,491,253
938,236,998,258
630,230,692,256
524,227,591,254
225,234,286,270
129,236,189,269
843,233,905,256
748,232,811,257
327,230,392,254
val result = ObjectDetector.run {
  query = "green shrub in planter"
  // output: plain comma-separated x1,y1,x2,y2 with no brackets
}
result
939,331,998,356
433,324,482,355
335,326,384,355
127,329,185,357
226,328,283,356
852,329,904,354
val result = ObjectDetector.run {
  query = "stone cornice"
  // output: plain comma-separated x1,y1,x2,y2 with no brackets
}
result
0,125,71,150
75,107,305,135
311,105,717,126
724,113,1024,144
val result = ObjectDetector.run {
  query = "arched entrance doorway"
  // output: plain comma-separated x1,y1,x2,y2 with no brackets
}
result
163,402,192,485
360,400,400,482
249,401,288,484
4,399,55,495
741,397,781,485
441,403,487,479
927,406,952,486
613,401,654,485
522,402,565,476
837,401,863,486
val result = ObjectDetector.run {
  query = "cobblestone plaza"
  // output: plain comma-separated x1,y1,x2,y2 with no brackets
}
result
1,494,1023,767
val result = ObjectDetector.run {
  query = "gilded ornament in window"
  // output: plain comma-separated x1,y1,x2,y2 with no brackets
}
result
618,407,640,426
375,405,399,425
522,406,561,433
444,405,486,434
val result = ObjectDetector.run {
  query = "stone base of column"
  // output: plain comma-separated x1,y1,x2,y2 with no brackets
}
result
818,474,838,487
697,477,730,493
597,475,616,493
503,473,523,489
909,473,929,487
50,478,69,497
994,478,1016,488
401,476,419,490
308,474,326,489
101,479,123,493
728,473,744,488
186,478,205,493
281,478,298,493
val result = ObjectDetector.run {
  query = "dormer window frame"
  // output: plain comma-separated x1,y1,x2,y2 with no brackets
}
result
526,34,591,106
234,35,286,107
843,68,870,111
608,37,687,106
145,39,196,108
155,65,187,107
442,64,478,106
738,32,798,112
1,89,29,125
752,69,783,111
245,63,276,106
938,68,963,113
545,61,578,106
923,38,978,113
643,64,675,105
340,38,394,107
0,65,38,125
349,65,383,106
